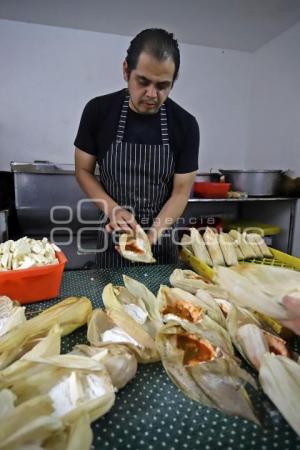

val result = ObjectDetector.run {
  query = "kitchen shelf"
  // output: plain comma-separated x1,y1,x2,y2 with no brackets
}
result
184,197,298,254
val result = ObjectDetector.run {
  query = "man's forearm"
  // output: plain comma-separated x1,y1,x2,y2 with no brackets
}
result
76,168,118,216
149,192,189,244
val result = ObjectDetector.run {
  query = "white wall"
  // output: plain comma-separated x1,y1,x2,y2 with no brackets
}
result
248,21,300,255
0,19,252,171
247,21,300,170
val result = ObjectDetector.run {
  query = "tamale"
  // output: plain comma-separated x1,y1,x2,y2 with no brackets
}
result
169,268,229,298
0,394,62,450
157,286,233,355
87,308,160,363
0,296,26,338
71,343,137,389
2,354,116,422
44,412,93,450
259,354,300,436
229,229,256,259
103,281,161,339
119,225,156,263
246,233,264,259
156,322,258,423
215,265,292,319
203,227,225,266
248,233,273,258
157,285,205,324
180,233,194,254
123,275,163,333
0,296,92,369
231,263,300,299
218,232,238,266
190,228,213,265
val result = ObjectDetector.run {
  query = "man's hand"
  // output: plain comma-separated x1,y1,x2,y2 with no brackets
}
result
106,207,137,234
147,171,197,245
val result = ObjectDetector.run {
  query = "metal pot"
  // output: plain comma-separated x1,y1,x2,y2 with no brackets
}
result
218,170,284,196
195,172,221,183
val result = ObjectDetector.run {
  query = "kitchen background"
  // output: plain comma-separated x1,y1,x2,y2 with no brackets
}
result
0,0,300,256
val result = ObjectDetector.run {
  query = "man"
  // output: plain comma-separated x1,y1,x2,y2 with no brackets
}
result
74,28,199,267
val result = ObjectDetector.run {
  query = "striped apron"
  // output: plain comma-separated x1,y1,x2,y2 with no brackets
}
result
96,93,178,268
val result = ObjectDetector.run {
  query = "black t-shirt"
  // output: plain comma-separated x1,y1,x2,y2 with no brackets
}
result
124,108,161,144
74,89,199,173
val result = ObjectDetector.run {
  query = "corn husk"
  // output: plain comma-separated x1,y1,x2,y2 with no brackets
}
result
229,230,256,259
259,354,300,435
0,391,93,450
250,234,273,258
246,234,264,259
103,275,162,338
226,305,291,370
43,412,93,450
119,225,156,263
158,285,205,324
215,265,292,319
190,228,213,265
162,285,228,329
71,343,137,389
195,289,227,328
218,232,238,266
203,227,225,266
0,296,92,369
102,281,161,342
0,324,61,388
2,353,115,422
0,388,17,419
0,393,63,450
237,324,291,370
231,239,245,261
159,284,226,328
123,274,162,324
180,233,194,253
87,308,159,363
226,305,262,362
169,269,229,298
237,324,270,370
157,286,233,355
0,296,26,337
156,321,258,423
233,263,300,298
103,283,149,328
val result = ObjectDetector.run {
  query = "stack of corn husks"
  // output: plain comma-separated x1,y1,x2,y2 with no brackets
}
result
181,227,273,266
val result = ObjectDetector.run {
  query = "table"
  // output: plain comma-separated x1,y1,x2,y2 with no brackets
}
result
26,265,300,450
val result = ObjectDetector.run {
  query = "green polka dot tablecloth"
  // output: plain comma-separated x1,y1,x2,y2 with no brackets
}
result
25,264,300,450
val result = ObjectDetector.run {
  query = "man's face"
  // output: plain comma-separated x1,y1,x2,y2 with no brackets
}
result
123,51,175,114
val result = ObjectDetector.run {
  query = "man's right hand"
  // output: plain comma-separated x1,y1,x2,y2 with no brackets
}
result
106,207,137,234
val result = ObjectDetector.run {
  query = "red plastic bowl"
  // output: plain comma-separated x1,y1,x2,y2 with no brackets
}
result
0,249,67,304
193,182,231,198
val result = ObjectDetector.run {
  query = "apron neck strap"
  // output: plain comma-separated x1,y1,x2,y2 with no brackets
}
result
116,92,169,145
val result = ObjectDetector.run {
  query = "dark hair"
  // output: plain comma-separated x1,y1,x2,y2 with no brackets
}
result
125,28,180,84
